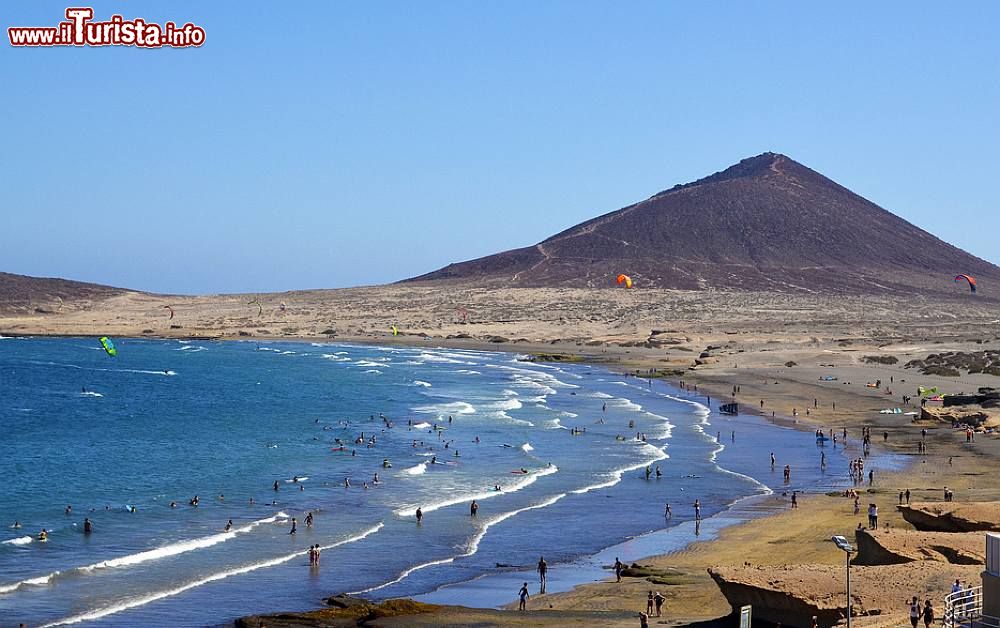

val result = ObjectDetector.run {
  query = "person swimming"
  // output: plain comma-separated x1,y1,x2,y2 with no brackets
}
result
38,529,48,541
224,519,233,532
189,496,200,507
83,518,93,534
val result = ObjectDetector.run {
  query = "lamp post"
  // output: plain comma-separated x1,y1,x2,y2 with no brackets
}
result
831,535,855,628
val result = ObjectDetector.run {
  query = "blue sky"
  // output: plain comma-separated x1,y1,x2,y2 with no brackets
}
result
2,2,998,295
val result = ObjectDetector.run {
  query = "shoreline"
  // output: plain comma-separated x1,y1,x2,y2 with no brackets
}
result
5,331,997,627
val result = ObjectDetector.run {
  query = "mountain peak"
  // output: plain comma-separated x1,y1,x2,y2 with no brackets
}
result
405,154,1000,295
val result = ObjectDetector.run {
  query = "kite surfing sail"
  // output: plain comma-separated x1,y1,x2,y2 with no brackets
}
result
955,274,977,293
163,305,174,320
247,297,262,317
615,274,633,289
99,336,117,357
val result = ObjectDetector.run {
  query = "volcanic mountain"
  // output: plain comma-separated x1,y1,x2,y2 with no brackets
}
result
406,153,1000,295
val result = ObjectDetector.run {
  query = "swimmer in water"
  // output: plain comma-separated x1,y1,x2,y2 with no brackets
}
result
415,507,423,523
273,480,280,491
305,512,313,527
225,519,233,532
38,529,48,541
12,521,21,529
83,518,93,534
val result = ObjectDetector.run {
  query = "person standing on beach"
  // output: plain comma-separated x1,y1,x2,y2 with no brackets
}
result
909,596,921,628
614,557,624,582
416,507,423,524
639,611,649,628
770,452,776,469
664,503,672,518
518,582,529,610
654,591,665,616
537,556,548,592
868,504,878,529
470,500,479,517
646,590,655,615
922,600,934,628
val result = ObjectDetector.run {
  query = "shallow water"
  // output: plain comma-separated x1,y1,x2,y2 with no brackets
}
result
0,338,903,626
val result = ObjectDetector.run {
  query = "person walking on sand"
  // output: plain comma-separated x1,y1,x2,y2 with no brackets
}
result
646,590,655,615
922,599,934,628
614,557,624,582
518,582,529,610
537,555,548,592
654,591,665,616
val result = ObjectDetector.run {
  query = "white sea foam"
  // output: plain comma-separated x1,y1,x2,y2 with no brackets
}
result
412,422,432,430
79,391,103,397
413,401,476,416
394,464,559,517
364,369,382,374
38,523,384,627
321,354,351,362
591,392,613,398
402,462,428,475
355,492,568,595
520,443,534,452
493,398,522,411
176,346,207,352
1,536,32,546
571,443,669,495
413,380,432,387
355,360,387,368
455,369,481,375
0,513,289,596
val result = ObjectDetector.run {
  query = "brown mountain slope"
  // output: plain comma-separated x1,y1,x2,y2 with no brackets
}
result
406,153,1000,295
0,272,128,314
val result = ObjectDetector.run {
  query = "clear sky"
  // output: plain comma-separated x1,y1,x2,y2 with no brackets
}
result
2,2,998,295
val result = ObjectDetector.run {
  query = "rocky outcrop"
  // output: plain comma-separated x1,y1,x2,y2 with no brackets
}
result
709,562,981,628
920,405,996,426
898,502,1000,532
854,528,985,565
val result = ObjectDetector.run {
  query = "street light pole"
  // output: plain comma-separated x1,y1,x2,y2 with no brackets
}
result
845,548,852,628
832,535,855,628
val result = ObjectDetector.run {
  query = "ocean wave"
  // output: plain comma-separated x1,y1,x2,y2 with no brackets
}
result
415,352,475,365
0,513,289,597
412,381,432,387
394,464,558,518
356,492,568,596
412,401,475,416
364,369,382,374
412,422,432,430
1,535,32,546
354,360,387,368
520,443,534,452
591,392,613,398
79,391,103,398
455,370,481,375
571,444,669,495
402,462,428,476
321,354,351,362
37,523,384,627
492,398,522,412
175,346,207,352
494,411,534,427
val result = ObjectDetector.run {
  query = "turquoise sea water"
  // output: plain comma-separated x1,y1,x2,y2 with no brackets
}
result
0,337,903,627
